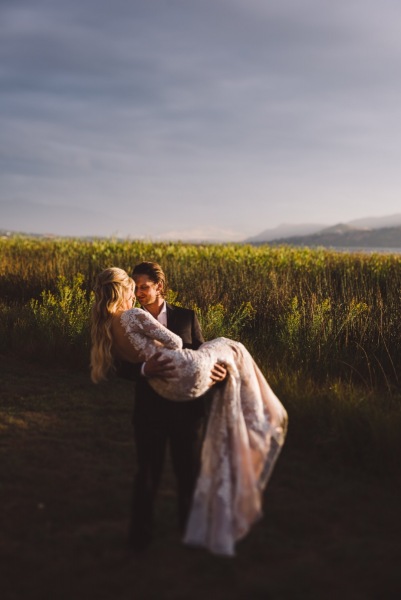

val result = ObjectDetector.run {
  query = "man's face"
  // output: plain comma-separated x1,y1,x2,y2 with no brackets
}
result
133,274,162,307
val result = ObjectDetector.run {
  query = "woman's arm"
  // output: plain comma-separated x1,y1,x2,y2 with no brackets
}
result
120,308,183,351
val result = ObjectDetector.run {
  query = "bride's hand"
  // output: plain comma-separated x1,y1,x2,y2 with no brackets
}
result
143,352,176,379
210,362,227,384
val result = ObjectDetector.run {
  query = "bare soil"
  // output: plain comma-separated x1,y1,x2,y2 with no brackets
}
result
1,356,400,600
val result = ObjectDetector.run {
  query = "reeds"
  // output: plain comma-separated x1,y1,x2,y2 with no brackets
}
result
2,235,401,475
1,236,401,388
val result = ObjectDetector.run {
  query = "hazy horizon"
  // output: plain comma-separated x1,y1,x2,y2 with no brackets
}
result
2,1,401,240
3,203,401,243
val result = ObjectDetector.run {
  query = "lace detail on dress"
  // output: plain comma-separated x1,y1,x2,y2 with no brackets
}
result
120,308,182,362
183,340,288,557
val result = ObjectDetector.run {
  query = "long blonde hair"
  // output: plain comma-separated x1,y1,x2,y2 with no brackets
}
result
90,267,134,383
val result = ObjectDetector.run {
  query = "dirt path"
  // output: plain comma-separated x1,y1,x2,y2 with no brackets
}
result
1,357,400,599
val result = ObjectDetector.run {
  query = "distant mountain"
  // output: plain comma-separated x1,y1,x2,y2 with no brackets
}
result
269,224,401,248
247,214,401,246
245,223,327,243
348,213,401,229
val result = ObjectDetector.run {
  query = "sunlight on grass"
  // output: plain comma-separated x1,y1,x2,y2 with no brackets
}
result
1,236,401,474
0,415,29,430
0,411,59,433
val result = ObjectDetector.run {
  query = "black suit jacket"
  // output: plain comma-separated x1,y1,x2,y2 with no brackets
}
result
165,303,204,350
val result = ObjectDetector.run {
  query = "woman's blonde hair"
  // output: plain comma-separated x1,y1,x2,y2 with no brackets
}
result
90,267,134,383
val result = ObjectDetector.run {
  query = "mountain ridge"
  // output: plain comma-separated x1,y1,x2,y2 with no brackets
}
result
264,224,401,248
246,214,401,247
2,199,401,245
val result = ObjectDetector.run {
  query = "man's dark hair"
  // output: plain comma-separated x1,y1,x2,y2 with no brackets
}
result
132,261,167,298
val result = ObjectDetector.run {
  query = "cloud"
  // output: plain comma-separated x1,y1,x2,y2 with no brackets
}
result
0,198,117,237
2,0,401,237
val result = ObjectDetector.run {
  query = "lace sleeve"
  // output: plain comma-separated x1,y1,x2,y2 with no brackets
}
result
120,308,183,352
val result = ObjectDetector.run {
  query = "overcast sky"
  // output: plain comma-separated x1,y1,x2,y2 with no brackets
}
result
2,0,401,240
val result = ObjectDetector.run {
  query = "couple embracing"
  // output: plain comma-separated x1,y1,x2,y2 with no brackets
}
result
91,261,288,556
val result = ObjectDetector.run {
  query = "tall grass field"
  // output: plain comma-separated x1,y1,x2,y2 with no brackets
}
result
1,235,401,475
1,235,401,598
2,236,401,384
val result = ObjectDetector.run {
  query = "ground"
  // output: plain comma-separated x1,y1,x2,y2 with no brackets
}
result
1,356,400,600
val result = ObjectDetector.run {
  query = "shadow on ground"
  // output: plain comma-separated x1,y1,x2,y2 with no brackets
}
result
1,357,400,599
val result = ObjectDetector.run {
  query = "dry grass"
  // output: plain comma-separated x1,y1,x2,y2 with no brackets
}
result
3,236,401,387
1,356,400,600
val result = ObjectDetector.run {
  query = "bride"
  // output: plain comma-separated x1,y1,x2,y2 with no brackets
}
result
91,267,288,556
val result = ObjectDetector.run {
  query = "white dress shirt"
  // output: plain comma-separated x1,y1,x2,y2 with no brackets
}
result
153,300,167,327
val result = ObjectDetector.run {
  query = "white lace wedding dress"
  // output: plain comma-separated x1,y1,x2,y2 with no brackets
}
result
120,308,288,556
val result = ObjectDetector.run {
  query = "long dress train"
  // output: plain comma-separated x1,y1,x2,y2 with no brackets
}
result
120,308,288,556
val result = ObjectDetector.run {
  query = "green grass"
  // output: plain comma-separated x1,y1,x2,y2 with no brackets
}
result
1,236,401,597
2,236,401,387
1,236,401,484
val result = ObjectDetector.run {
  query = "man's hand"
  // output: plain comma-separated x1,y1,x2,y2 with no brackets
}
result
210,362,227,384
143,352,176,379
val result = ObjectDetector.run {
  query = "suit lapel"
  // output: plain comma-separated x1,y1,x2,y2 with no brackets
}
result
166,303,178,334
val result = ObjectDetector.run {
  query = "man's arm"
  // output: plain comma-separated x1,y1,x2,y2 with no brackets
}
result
116,306,226,383
115,354,177,380
114,359,142,381
142,352,176,377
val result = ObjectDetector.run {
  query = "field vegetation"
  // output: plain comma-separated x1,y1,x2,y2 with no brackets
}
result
2,236,401,385
1,236,400,597
1,236,401,470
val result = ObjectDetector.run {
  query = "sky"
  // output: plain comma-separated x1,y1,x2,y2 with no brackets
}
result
1,0,401,240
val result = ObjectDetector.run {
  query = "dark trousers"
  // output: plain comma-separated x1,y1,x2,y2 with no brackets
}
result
129,383,208,546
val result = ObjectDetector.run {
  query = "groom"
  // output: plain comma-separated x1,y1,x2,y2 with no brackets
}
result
123,261,226,551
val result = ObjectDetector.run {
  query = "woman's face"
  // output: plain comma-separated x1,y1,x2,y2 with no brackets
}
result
121,284,136,310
